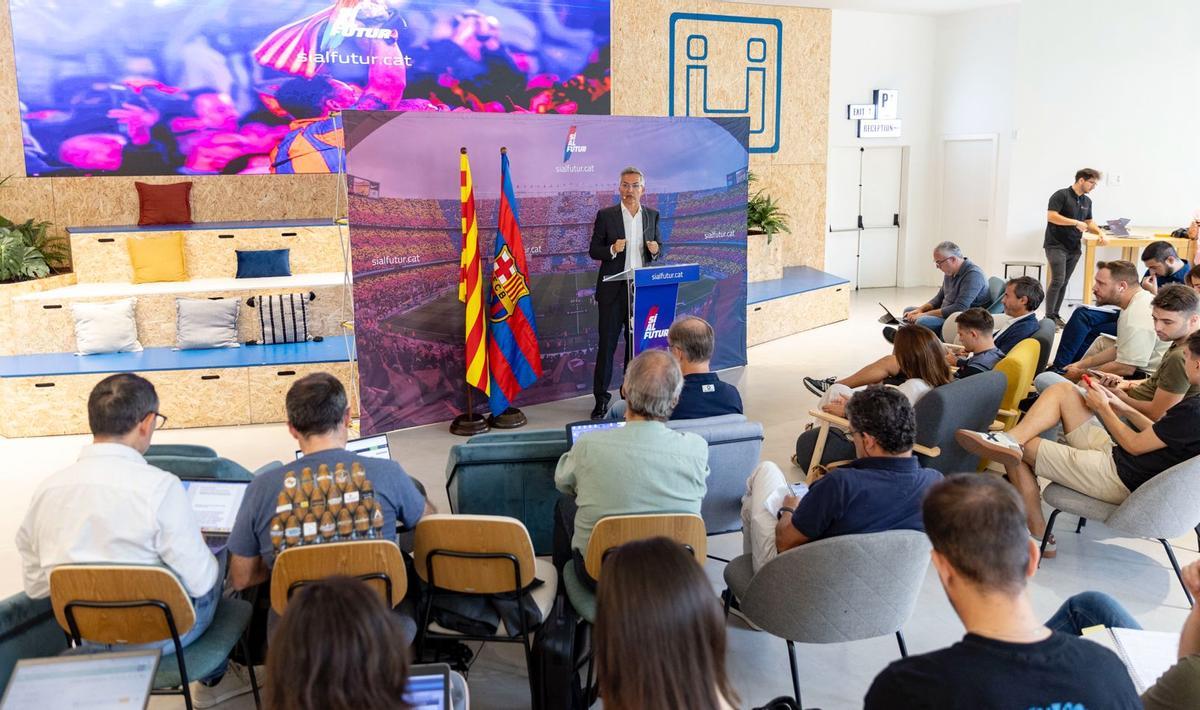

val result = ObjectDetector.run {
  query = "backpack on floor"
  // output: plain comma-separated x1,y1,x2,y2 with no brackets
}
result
530,594,584,710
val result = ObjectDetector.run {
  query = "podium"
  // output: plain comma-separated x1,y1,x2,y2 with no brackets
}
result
603,263,701,358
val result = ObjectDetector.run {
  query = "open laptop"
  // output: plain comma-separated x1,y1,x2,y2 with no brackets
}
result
565,419,625,447
180,479,249,554
295,433,391,461
0,649,160,710
878,302,901,325
404,663,452,710
1105,218,1131,236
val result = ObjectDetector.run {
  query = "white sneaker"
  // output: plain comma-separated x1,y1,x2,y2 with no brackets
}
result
189,662,261,708
954,429,1023,468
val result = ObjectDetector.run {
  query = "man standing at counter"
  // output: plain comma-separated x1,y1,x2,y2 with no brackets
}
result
1044,169,1105,328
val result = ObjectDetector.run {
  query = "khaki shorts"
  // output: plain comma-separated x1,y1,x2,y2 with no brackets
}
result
1033,423,1132,505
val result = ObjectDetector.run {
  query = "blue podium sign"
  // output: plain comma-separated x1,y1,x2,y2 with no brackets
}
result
630,264,700,354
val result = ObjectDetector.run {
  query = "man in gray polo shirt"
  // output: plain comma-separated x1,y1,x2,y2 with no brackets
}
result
884,241,990,343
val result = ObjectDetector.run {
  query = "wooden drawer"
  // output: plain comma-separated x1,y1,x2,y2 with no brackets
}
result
0,374,108,437
152,369,251,429
746,285,849,347
247,361,358,424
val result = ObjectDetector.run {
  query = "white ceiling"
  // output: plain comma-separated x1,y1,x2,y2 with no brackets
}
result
724,0,1018,16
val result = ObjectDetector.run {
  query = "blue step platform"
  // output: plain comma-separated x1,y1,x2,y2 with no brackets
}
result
68,219,336,234
747,266,849,305
0,336,354,379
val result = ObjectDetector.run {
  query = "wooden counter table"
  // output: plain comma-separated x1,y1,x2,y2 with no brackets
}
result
1080,227,1196,304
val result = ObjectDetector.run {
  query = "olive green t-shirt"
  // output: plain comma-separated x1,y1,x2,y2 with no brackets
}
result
1142,655,1200,710
1129,341,1200,401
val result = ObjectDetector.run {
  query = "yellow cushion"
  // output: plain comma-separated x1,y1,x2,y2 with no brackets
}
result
127,233,186,283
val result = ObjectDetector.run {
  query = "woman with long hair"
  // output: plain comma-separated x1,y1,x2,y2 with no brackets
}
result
594,537,738,710
265,576,412,710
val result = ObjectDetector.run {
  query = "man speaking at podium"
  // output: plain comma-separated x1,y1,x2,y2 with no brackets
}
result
589,166,662,419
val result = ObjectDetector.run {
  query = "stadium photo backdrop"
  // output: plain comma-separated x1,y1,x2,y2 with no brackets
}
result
9,0,611,177
344,111,750,433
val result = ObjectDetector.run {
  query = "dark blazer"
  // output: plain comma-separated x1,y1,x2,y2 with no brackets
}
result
588,204,661,303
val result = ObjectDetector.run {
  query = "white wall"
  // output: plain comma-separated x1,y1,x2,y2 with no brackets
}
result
1005,0,1200,299
932,4,1019,275
827,10,937,286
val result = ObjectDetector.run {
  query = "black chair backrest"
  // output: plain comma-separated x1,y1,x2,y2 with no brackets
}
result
1033,318,1057,373
913,371,1007,473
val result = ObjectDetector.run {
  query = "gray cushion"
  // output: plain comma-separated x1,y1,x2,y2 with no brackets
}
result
176,298,239,350
155,597,252,688
1043,483,1118,522
722,553,755,599
71,298,142,355
562,566,595,623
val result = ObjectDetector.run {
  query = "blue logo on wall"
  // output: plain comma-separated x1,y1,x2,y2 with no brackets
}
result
668,12,783,154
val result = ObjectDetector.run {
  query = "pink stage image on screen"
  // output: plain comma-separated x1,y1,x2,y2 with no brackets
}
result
9,0,612,177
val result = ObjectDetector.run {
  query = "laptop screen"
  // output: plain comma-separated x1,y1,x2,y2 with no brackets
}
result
180,480,248,534
404,663,451,710
295,435,391,461
0,650,159,710
566,419,625,447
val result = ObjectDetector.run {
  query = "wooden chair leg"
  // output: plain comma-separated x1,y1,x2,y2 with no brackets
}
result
808,420,831,473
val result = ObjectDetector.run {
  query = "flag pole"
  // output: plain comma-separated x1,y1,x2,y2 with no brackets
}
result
489,146,528,429
451,146,490,436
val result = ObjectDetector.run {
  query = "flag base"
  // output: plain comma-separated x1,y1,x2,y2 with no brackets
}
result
488,407,527,429
449,413,490,436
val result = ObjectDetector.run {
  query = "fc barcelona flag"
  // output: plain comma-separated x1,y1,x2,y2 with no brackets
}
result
487,149,542,415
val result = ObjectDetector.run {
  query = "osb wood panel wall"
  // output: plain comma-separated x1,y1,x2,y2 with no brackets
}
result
0,0,343,247
611,0,831,271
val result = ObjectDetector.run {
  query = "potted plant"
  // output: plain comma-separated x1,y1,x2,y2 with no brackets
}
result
747,172,791,244
0,216,67,283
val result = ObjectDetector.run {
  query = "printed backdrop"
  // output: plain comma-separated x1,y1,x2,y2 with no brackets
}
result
344,111,749,433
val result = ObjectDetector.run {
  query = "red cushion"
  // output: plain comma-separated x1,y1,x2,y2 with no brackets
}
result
135,181,193,226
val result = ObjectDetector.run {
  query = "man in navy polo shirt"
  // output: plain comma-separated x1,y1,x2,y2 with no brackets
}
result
775,386,942,554
664,315,743,420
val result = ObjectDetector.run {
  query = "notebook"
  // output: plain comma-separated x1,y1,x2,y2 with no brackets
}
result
565,419,625,447
0,650,160,710
404,663,452,710
180,479,249,553
1083,626,1179,693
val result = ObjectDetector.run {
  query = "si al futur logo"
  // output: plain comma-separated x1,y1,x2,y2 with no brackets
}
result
563,125,588,162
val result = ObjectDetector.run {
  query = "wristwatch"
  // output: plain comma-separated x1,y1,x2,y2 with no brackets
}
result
777,506,795,520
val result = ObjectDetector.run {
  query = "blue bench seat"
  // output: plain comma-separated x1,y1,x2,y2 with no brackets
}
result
67,218,337,235
747,266,849,305
0,336,354,379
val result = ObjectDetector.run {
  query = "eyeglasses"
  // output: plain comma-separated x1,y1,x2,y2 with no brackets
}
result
150,412,168,429
935,256,954,267
619,182,642,191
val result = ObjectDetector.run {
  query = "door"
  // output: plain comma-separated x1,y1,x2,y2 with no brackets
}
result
825,147,863,287
940,138,995,265
859,148,902,288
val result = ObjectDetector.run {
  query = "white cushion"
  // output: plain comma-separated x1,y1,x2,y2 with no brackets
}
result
71,298,142,355
176,298,240,350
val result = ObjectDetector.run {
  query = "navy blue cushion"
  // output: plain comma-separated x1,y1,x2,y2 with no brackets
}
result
235,249,291,278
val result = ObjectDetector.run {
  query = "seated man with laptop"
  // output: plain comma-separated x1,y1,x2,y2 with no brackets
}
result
16,374,221,647
553,349,710,588
228,372,432,593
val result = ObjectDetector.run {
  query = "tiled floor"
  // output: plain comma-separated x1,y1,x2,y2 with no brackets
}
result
2,287,1194,709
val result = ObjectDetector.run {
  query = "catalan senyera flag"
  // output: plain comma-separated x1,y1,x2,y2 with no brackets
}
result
487,150,542,415
458,149,489,395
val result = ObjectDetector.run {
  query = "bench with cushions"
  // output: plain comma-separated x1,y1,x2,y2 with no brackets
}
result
0,593,69,695
0,219,355,437
445,413,764,554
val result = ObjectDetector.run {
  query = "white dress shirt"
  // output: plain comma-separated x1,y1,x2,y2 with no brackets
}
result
15,443,218,599
617,203,644,271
